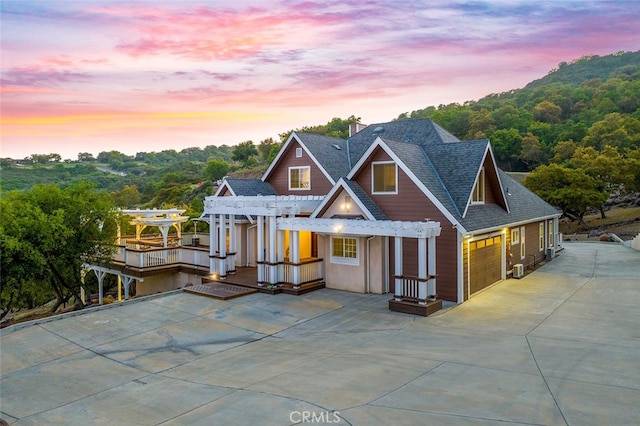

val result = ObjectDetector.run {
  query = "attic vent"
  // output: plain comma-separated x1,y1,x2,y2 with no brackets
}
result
332,144,341,150
373,126,384,134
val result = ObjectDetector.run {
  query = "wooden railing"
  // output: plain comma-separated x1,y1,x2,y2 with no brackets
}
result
280,258,323,288
394,274,437,304
112,245,209,269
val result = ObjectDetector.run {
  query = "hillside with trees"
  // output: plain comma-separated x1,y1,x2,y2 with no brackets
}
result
2,51,639,222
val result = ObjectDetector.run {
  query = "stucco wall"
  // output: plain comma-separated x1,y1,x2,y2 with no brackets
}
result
322,236,367,293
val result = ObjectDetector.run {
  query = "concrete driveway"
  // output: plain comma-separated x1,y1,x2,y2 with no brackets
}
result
1,242,639,425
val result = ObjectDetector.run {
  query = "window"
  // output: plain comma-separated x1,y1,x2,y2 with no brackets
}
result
331,237,358,265
372,162,397,194
289,166,310,190
539,223,545,251
511,228,520,245
472,168,485,204
295,147,303,158
548,221,554,247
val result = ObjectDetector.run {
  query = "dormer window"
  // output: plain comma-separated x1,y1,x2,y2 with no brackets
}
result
472,167,485,204
372,161,397,194
289,166,310,190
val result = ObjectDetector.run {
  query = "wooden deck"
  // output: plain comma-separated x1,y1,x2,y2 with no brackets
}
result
203,267,325,296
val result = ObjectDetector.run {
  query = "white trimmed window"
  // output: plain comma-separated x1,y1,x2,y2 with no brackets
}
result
289,166,310,190
472,168,485,204
539,222,545,251
511,228,520,245
372,161,397,194
295,147,303,158
331,236,358,265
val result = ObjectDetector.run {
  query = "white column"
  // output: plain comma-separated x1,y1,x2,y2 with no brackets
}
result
209,214,217,275
292,230,300,288
228,214,236,272
269,216,277,284
394,237,403,301
277,229,285,283
219,214,227,278
418,237,427,304
122,276,133,300
93,270,107,305
428,235,437,298
257,215,265,285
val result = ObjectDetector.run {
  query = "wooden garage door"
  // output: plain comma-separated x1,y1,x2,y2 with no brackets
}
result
469,235,502,294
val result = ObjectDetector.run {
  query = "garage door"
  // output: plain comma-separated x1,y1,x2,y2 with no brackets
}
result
469,235,502,294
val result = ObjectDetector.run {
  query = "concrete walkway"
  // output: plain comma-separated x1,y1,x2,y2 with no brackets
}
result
1,242,639,425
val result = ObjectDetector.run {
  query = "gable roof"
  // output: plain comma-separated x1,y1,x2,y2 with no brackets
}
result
262,131,349,184
218,178,277,196
459,171,560,232
347,118,461,168
312,177,388,220
424,139,491,216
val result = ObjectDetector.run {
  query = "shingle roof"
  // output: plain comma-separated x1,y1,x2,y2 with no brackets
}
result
225,179,277,196
348,118,461,167
424,139,489,215
342,179,388,220
381,138,461,216
295,133,351,181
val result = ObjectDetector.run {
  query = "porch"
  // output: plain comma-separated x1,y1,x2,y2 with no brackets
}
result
204,260,326,296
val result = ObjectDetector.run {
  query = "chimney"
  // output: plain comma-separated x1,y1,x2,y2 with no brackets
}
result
349,122,367,137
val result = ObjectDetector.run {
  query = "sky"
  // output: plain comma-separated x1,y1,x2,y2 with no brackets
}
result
1,1,640,161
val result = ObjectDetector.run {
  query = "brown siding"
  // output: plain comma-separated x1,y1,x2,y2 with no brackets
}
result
354,148,458,302
484,152,506,209
507,221,546,270
265,139,333,195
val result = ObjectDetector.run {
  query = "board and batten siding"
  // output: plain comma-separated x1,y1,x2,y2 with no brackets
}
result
353,148,459,302
265,139,334,195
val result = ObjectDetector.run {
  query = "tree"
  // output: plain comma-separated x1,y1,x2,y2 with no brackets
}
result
489,128,522,170
203,159,230,182
257,138,278,163
112,185,141,208
583,113,640,151
231,140,258,167
78,152,95,162
524,164,607,228
1,183,119,314
533,100,562,124
520,133,545,169
551,140,578,164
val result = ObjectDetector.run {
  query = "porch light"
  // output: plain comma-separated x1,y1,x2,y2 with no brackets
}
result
343,195,352,212
334,224,343,233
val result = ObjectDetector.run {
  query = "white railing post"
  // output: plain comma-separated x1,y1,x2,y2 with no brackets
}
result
394,237,403,301
292,231,300,288
428,236,436,298
257,215,265,286
418,237,427,304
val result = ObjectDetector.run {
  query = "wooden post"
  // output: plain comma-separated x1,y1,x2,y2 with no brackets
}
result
219,214,227,278
269,216,277,284
292,230,300,288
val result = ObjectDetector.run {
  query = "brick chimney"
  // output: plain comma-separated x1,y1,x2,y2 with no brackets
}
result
349,122,367,137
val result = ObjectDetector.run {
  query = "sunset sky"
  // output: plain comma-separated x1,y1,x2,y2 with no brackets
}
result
2,1,639,160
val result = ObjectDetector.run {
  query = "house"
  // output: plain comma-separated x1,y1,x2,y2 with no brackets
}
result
86,118,560,315
200,118,562,315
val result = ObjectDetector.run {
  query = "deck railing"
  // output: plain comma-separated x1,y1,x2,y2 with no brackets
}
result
394,275,437,304
280,258,323,288
112,245,209,269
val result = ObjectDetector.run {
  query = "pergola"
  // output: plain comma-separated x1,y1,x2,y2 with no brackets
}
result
121,208,189,247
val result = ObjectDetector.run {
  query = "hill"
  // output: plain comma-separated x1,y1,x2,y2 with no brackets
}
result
2,50,639,208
